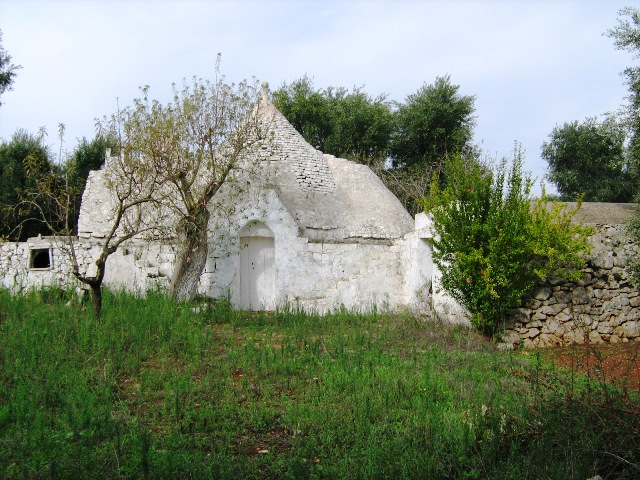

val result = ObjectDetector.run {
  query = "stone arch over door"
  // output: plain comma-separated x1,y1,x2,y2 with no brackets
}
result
239,221,276,310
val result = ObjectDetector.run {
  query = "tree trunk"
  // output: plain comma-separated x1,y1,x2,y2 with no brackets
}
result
90,282,103,317
170,210,210,301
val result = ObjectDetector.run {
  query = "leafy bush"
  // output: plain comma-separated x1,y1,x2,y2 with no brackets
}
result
423,148,592,336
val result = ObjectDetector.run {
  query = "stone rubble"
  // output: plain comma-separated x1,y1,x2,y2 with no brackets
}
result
501,225,640,348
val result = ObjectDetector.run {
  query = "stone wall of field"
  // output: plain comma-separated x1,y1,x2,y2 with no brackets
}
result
501,224,640,348
0,237,92,292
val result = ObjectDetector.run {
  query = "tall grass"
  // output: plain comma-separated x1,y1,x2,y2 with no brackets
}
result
0,288,638,479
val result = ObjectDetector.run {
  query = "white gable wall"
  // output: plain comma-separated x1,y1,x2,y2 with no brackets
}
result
198,187,432,313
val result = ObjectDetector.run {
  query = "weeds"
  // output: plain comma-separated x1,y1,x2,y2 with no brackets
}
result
0,288,638,479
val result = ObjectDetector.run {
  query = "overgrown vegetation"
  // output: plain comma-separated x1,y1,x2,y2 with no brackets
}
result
1,289,638,479
627,212,640,284
423,150,593,336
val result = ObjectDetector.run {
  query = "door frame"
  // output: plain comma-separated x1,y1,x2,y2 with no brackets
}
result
238,220,276,310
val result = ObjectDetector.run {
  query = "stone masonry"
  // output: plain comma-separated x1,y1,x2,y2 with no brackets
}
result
501,223,640,348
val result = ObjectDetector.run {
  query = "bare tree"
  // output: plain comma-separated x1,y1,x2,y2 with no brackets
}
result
102,65,273,300
22,137,162,315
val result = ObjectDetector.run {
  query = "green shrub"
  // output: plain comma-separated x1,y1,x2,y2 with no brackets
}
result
423,148,592,336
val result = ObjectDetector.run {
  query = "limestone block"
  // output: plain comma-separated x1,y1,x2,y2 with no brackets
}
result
627,309,640,321
537,333,557,347
534,287,552,301
501,330,521,346
523,298,542,309
576,314,593,327
588,330,604,344
564,329,586,344
544,319,564,336
533,311,547,321
555,310,573,323
578,273,593,286
572,304,591,314
541,304,567,316
509,308,530,323
610,335,621,343
528,328,540,339
525,320,542,328
554,290,572,303
598,325,614,335
622,321,640,338
599,312,612,323
572,286,589,305
591,280,609,290
591,255,614,270
614,295,631,308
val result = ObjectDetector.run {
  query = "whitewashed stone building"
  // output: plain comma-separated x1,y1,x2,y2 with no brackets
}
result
1,85,437,314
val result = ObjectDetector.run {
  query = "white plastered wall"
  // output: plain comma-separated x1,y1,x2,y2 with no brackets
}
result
201,189,432,313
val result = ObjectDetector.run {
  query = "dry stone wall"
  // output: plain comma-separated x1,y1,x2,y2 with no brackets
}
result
502,224,640,348
0,237,94,292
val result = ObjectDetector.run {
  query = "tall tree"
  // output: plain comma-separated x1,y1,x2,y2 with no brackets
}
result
0,29,21,106
0,130,54,240
607,6,640,177
102,71,271,301
541,116,634,202
273,76,394,165
390,75,476,171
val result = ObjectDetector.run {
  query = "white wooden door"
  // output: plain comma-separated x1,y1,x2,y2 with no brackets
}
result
239,236,275,310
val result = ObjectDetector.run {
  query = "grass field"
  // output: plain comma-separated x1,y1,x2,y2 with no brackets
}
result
0,288,638,479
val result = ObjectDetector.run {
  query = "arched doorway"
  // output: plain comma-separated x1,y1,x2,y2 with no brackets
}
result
239,221,276,310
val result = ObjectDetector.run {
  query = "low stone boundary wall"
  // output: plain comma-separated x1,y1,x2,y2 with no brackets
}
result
502,224,640,348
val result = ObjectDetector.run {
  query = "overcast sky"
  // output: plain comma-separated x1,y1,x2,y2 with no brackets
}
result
0,0,635,195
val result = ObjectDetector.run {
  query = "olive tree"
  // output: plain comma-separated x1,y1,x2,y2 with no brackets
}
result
273,76,394,165
0,130,55,240
541,116,634,202
103,71,272,301
390,75,476,171
607,6,640,173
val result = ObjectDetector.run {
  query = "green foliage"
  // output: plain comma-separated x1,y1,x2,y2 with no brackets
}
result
0,129,55,240
390,75,476,170
541,116,635,202
0,29,21,106
424,149,592,336
607,6,640,176
100,61,270,301
66,135,113,190
273,75,477,213
273,76,394,165
1,289,638,479
626,212,640,284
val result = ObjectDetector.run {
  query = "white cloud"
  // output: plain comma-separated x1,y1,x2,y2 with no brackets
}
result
0,0,633,191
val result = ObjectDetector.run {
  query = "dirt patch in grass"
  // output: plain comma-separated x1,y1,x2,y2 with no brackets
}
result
543,342,640,391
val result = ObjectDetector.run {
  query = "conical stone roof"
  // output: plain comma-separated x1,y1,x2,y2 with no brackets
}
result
257,83,414,242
